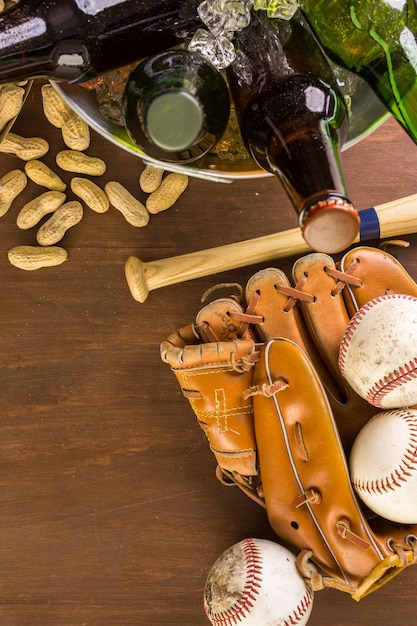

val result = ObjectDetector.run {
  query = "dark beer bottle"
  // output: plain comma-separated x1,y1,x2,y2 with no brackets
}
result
300,0,417,144
227,10,359,254
123,49,231,164
0,0,201,84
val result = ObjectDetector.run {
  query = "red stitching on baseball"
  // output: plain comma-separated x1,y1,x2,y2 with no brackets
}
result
285,590,314,626
205,538,313,626
352,410,417,497
367,358,417,407
205,538,262,626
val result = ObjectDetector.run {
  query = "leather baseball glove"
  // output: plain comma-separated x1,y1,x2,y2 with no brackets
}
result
160,245,417,600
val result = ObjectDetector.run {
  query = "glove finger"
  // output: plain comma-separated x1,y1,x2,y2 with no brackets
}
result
291,253,352,402
245,266,345,403
340,246,417,314
195,297,258,342
245,267,314,344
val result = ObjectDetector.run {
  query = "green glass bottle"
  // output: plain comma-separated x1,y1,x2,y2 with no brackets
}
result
123,49,230,164
300,0,417,143
226,9,359,254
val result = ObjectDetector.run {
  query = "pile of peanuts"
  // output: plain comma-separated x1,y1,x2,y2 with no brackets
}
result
0,82,189,271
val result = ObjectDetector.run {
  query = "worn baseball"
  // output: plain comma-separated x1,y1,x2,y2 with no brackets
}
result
338,293,417,408
203,538,314,626
350,409,417,524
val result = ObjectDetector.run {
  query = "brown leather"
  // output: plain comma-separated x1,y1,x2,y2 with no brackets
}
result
161,304,260,477
252,338,417,593
341,246,417,313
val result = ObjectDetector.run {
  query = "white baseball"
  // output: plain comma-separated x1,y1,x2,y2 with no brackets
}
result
203,538,313,626
350,409,417,524
338,293,417,408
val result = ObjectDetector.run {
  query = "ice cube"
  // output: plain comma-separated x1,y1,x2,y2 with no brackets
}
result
253,0,299,19
197,0,252,37
189,28,236,69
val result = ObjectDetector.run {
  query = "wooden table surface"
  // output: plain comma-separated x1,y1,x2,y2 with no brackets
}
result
0,80,417,626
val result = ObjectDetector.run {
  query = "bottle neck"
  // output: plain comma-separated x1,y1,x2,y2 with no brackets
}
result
227,10,358,252
0,5,60,82
0,0,202,83
237,75,349,209
227,10,349,194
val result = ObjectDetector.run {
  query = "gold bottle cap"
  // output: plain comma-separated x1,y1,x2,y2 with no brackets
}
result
301,198,360,254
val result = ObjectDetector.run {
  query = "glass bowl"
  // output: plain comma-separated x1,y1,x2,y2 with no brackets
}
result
52,67,389,183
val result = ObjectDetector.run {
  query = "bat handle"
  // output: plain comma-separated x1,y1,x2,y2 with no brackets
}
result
124,227,308,302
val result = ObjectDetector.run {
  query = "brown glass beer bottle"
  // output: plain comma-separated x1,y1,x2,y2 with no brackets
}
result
227,10,359,253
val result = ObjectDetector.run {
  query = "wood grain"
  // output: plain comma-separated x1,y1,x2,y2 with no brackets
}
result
0,80,415,625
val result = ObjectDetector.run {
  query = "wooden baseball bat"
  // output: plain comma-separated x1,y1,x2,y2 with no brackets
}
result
125,193,417,302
